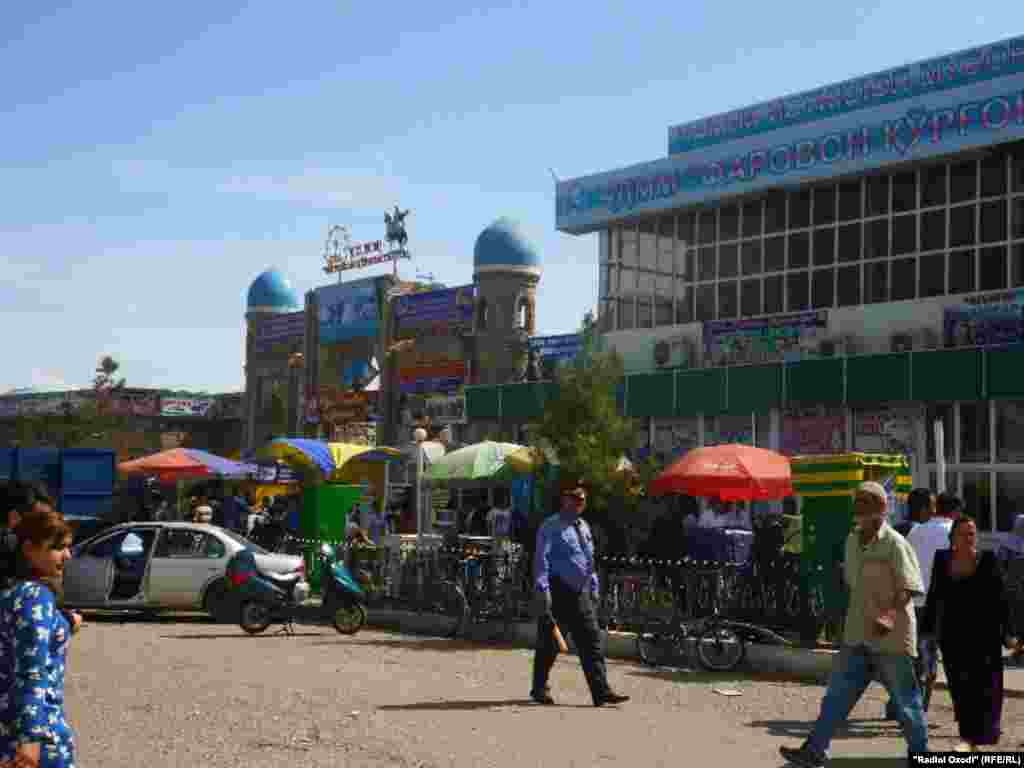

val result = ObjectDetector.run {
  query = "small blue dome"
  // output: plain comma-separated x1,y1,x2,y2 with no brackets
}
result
473,218,541,271
247,268,301,314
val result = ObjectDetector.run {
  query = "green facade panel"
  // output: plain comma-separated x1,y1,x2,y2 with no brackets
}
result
499,382,555,422
846,353,911,404
987,347,1024,398
911,349,983,402
786,359,844,405
727,364,782,414
465,386,501,421
626,372,675,417
676,369,726,416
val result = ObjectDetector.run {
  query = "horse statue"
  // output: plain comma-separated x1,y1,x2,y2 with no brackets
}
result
384,206,411,250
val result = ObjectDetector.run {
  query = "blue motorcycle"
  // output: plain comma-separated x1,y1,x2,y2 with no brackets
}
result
226,543,367,635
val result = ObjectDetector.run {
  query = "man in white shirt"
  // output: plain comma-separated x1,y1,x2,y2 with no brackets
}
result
897,490,959,716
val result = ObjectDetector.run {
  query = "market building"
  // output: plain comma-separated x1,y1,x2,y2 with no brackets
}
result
240,217,549,452
466,34,1024,543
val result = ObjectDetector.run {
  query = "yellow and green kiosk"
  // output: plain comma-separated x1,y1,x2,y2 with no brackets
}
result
790,452,913,643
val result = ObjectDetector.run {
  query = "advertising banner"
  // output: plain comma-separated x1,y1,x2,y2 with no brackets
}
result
398,360,467,394
704,311,828,367
424,395,467,425
318,389,371,425
316,277,380,344
100,392,160,417
556,35,1024,233
393,285,476,339
252,311,305,353
944,289,1024,348
853,407,918,455
161,398,215,418
782,412,846,455
529,334,583,363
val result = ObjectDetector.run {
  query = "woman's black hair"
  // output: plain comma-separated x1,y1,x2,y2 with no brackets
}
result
937,492,964,519
907,488,933,518
3,482,54,524
950,513,977,543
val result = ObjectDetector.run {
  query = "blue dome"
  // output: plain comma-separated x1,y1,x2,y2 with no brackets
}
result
473,218,541,272
247,268,301,314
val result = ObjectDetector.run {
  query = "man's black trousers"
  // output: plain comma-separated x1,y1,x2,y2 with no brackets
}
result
532,576,610,703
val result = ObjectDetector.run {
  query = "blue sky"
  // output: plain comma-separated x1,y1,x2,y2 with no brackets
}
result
2,2,1021,393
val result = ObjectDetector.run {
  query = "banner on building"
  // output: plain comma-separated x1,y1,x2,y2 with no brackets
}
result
782,412,846,455
100,392,160,417
853,408,918,455
704,311,829,367
318,388,371,425
944,289,1024,348
398,359,467,394
161,398,215,418
316,277,381,344
424,395,466,425
393,285,476,339
252,311,305,353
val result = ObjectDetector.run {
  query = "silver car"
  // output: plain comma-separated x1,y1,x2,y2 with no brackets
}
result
64,522,304,618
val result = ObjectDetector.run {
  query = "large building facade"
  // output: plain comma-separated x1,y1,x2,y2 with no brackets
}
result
551,35,1024,542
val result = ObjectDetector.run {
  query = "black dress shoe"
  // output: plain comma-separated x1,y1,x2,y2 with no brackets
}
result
530,689,555,705
594,692,630,707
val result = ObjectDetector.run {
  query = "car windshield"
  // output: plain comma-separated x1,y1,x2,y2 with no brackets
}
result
217,528,270,555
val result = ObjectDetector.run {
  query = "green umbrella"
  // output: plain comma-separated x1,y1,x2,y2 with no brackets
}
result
424,441,524,483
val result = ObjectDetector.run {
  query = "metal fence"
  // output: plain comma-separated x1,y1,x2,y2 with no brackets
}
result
272,529,845,645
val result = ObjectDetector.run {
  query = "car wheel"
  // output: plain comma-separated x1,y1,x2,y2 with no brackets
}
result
204,579,235,624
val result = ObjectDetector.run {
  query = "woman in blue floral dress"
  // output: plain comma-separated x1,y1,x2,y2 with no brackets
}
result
0,507,76,768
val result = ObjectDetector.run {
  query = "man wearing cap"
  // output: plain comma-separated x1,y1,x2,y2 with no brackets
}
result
530,482,629,708
780,481,928,767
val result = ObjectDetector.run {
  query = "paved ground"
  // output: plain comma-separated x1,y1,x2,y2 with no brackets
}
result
66,613,1024,768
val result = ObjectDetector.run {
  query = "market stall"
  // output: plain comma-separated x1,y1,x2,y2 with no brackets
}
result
790,452,912,624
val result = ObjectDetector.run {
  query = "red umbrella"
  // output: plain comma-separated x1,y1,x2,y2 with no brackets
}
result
648,444,793,501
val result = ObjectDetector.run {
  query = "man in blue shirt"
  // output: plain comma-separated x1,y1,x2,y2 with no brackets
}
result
531,482,630,707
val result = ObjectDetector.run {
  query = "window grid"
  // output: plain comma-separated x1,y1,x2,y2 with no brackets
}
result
599,143,1024,330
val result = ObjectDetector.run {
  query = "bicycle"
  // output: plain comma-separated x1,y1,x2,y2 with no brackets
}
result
408,547,470,638
636,559,791,672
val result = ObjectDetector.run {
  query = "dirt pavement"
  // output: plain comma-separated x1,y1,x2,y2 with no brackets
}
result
66,613,1024,767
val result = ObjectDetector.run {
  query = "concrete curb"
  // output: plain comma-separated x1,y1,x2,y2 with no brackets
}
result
357,605,837,684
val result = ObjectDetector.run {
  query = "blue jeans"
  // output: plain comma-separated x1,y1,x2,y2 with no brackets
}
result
809,645,928,755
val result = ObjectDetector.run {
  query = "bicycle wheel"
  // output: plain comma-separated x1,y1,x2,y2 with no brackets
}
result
695,625,746,672
427,580,469,638
636,632,680,668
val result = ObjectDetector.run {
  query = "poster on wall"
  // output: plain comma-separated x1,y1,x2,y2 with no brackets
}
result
318,389,370,425
253,311,305,353
704,311,829,367
424,395,466,425
393,285,476,339
782,411,846,455
316,277,380,344
943,289,1024,348
853,407,918,455
529,334,583,378
161,398,215,418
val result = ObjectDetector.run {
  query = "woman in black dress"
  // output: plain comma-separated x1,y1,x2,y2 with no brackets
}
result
921,515,1020,752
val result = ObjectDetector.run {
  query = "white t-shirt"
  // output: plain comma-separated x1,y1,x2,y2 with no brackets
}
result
907,517,954,608
488,507,511,537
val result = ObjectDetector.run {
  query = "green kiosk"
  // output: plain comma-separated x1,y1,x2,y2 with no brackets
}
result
299,483,364,592
790,453,912,644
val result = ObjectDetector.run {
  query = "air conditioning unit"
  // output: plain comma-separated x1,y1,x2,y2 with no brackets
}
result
917,328,940,350
817,339,838,357
653,340,671,367
653,338,696,368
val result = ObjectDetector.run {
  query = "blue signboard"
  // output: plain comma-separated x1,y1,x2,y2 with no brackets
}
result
669,36,1024,155
529,334,583,362
316,277,380,343
393,285,476,338
556,35,1024,234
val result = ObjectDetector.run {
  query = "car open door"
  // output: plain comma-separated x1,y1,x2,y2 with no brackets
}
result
64,534,117,606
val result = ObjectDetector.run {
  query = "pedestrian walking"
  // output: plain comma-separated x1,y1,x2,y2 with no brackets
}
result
0,506,78,768
780,481,928,767
920,515,1019,752
530,481,629,708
